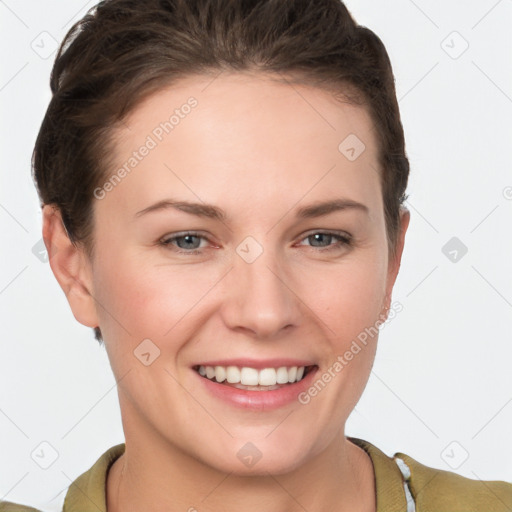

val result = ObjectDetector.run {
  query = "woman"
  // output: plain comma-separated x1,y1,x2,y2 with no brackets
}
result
2,0,511,511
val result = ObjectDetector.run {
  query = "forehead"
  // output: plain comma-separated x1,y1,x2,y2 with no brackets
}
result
119,71,377,148
102,72,382,220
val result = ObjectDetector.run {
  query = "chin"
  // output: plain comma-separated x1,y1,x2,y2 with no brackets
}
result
196,433,318,476
213,451,310,477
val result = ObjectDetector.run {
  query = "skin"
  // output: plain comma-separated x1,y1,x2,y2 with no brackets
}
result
43,71,410,512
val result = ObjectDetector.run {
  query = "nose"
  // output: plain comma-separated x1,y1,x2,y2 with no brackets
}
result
220,242,302,339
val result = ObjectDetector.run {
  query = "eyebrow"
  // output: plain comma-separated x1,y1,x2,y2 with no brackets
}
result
134,197,369,221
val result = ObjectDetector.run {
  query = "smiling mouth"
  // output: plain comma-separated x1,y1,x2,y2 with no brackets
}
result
193,364,317,391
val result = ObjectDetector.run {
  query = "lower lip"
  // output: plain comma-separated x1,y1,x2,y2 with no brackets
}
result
195,367,319,411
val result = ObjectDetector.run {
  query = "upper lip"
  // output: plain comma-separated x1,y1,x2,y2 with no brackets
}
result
193,358,316,369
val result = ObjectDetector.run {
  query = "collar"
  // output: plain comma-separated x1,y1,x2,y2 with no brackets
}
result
349,436,409,511
63,442,125,512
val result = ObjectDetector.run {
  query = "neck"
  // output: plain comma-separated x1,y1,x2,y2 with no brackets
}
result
106,427,375,512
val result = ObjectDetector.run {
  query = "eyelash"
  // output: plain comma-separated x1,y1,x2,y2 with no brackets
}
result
159,230,353,255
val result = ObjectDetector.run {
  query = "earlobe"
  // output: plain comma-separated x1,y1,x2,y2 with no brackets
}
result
42,204,99,329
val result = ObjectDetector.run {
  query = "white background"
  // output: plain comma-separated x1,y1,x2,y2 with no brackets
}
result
1,0,511,509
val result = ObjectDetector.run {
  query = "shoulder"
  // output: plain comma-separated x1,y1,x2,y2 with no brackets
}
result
0,444,125,512
396,451,512,512
350,436,512,512
0,502,42,512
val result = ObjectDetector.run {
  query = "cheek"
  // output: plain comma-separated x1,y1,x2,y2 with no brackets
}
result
303,254,387,347
301,259,386,418
92,249,223,344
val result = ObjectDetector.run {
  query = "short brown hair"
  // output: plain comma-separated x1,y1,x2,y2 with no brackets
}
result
32,0,410,344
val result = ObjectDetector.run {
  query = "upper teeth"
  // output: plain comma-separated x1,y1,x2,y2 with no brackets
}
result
197,365,306,386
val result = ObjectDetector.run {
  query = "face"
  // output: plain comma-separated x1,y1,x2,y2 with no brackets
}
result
51,72,408,475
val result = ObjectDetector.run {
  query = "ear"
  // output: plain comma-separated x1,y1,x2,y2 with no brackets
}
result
381,207,410,317
42,204,99,329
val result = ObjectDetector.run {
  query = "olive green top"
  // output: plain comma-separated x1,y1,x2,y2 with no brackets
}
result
1,437,511,511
